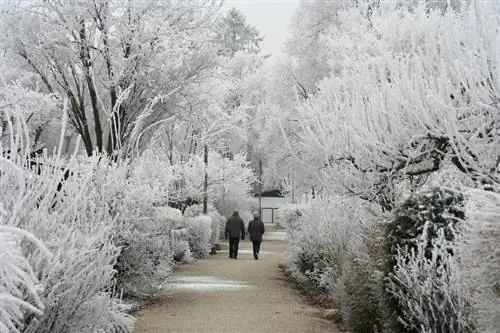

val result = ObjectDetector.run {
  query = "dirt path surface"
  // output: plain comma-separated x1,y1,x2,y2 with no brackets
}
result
133,224,338,333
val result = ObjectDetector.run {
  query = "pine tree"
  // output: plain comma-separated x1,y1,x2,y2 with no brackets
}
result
214,8,263,57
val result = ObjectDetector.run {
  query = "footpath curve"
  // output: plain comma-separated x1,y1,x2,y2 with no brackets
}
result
133,224,338,333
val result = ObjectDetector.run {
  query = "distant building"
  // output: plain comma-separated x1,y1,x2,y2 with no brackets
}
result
255,189,287,223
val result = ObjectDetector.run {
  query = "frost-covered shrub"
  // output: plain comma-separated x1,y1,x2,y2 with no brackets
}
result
337,219,389,333
113,224,171,299
155,206,184,229
183,204,225,246
459,189,500,333
284,196,363,290
185,215,213,258
62,293,134,333
385,188,466,333
386,188,464,264
208,210,226,245
277,203,306,230
94,157,176,299
386,224,473,333
0,227,49,333
157,207,193,263
170,228,193,263
0,150,134,333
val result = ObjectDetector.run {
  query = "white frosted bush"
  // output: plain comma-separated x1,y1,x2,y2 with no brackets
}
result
155,206,184,229
284,196,364,290
97,159,176,299
386,223,473,333
0,152,134,333
459,189,500,333
184,204,226,245
0,227,49,333
0,95,134,332
65,294,134,333
208,210,226,244
185,215,213,258
170,228,193,263
282,195,388,332
113,224,171,299
168,207,221,263
337,219,389,333
277,203,306,230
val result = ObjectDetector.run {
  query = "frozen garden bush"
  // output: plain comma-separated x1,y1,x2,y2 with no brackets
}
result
459,189,500,333
337,219,389,333
385,188,468,333
112,223,172,300
184,204,226,246
94,155,177,299
0,227,49,333
277,203,306,230
284,196,364,291
209,210,226,245
170,228,193,263
0,149,134,333
184,215,214,258
155,206,184,229
386,224,473,333
155,207,194,263
1,110,181,330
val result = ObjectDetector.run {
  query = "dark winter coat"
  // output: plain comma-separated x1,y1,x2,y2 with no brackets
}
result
225,214,245,239
248,218,265,242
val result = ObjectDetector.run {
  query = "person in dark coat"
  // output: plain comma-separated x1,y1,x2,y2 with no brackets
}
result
225,211,245,259
248,212,265,260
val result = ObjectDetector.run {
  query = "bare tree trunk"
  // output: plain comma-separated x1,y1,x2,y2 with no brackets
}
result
79,19,103,153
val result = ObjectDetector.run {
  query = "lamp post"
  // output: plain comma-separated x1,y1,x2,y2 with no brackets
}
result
203,144,208,215
258,158,262,216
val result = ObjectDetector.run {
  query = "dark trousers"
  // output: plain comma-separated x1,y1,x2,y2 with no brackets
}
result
229,237,240,258
252,240,261,256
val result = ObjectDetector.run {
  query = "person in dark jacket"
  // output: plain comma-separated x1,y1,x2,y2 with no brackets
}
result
248,213,265,260
225,211,245,259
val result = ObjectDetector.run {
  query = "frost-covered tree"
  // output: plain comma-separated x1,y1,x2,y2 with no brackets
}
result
285,0,350,97
285,0,500,210
1,108,134,332
1,0,222,156
132,7,267,171
0,58,58,151
169,150,255,216
214,7,263,57
276,1,499,331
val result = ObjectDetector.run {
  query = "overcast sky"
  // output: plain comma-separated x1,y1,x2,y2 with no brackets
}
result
223,0,300,57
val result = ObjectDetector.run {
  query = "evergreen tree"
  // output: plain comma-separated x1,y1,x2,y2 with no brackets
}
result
214,8,263,57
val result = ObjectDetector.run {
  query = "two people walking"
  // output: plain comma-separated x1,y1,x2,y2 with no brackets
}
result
225,211,265,260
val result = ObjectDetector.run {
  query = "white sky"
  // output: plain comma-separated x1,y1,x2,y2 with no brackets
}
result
222,0,300,57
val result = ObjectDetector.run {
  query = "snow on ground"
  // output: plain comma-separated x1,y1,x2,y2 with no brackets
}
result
166,276,253,292
265,231,287,241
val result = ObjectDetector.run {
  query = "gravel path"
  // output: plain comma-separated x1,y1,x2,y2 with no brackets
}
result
133,225,338,333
